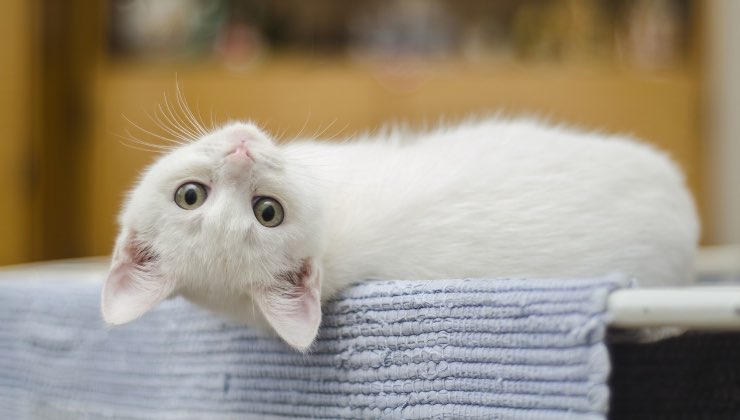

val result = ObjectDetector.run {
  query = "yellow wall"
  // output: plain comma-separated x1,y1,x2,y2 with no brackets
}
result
0,0,32,264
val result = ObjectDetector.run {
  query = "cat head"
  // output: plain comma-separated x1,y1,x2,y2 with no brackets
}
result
102,122,325,351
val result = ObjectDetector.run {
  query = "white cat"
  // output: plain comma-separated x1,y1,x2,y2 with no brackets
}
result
102,118,699,351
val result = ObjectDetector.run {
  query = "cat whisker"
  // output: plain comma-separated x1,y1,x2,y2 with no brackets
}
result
272,126,290,144
293,109,312,140
148,110,193,143
317,122,351,143
118,143,165,154
155,100,190,140
311,118,339,140
162,92,200,140
194,98,214,134
119,130,179,152
170,92,203,139
209,105,217,132
123,114,188,146
116,136,168,154
175,80,209,137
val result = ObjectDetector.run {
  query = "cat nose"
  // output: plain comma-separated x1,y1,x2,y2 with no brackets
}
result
227,140,254,162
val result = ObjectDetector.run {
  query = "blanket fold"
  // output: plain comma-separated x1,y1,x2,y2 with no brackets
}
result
0,274,627,419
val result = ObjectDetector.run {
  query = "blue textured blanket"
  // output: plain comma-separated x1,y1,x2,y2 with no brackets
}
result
0,274,626,419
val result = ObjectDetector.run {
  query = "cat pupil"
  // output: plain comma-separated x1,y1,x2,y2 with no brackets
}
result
262,206,275,222
184,188,197,205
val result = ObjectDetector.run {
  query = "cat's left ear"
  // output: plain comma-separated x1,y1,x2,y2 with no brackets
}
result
101,231,175,325
254,259,322,352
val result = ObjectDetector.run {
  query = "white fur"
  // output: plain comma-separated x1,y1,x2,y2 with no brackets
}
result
103,118,699,351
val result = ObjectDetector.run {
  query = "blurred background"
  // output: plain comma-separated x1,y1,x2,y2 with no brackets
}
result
0,0,738,266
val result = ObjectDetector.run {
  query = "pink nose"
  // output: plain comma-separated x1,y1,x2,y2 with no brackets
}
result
223,141,255,179
229,140,254,161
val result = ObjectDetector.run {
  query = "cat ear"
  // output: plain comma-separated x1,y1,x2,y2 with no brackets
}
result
254,259,322,352
101,232,175,326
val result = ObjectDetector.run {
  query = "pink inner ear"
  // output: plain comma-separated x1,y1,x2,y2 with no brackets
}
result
101,236,174,326
254,259,322,352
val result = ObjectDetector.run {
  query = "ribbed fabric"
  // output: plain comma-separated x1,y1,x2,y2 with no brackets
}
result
0,275,627,419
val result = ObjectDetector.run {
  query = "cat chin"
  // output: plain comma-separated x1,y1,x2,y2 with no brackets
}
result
178,258,324,352
180,289,271,331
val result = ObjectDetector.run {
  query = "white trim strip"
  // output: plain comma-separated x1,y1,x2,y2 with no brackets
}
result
608,287,740,329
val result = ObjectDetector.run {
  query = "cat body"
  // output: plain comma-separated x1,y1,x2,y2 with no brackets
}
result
103,118,699,351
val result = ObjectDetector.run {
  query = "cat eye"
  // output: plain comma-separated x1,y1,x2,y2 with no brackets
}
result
253,197,284,227
174,182,208,210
